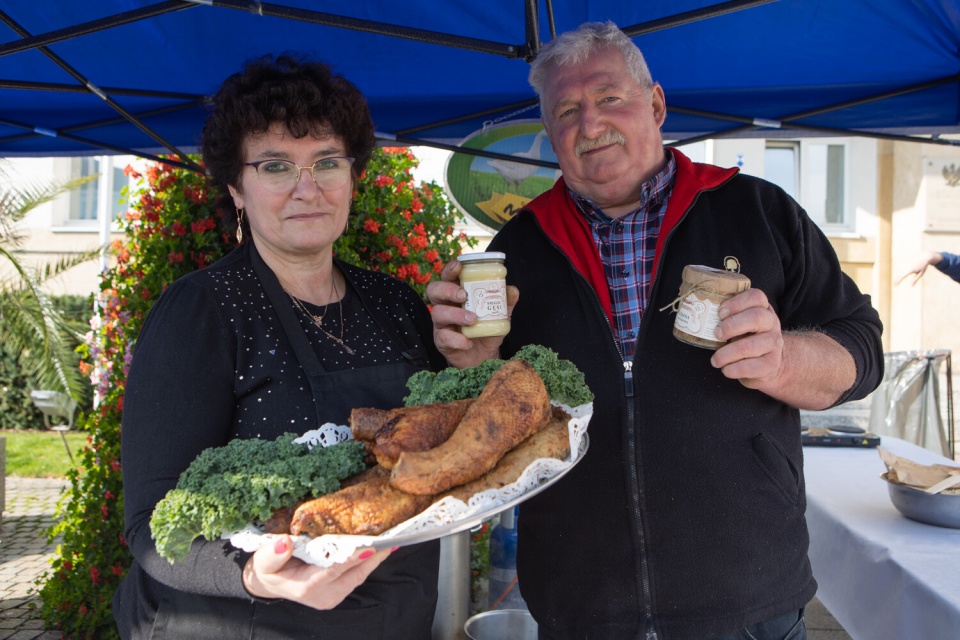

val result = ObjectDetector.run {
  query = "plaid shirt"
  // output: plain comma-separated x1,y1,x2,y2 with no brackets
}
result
571,151,677,360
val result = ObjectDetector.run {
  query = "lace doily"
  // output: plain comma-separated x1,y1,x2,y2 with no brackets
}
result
227,402,592,567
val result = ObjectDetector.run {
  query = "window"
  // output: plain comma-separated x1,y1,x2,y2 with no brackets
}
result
806,143,845,226
69,157,99,222
764,142,799,201
67,155,130,226
764,140,851,233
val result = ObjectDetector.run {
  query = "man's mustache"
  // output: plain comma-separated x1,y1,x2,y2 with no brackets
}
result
575,130,626,157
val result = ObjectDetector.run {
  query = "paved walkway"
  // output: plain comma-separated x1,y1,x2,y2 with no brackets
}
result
0,477,66,640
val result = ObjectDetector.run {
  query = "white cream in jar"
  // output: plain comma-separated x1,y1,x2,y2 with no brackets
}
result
459,252,510,339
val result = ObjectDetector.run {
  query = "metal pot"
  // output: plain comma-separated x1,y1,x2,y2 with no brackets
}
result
883,473,960,529
464,609,538,640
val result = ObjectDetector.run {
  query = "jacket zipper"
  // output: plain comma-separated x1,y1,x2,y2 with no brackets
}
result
631,178,725,639
526,220,657,637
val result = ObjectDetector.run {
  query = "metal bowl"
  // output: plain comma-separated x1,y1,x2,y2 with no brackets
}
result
882,473,960,529
464,609,538,640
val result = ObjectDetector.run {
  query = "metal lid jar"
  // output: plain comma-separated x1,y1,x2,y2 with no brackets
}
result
459,252,510,339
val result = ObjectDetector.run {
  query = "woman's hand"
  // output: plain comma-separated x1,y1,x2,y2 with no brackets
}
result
426,259,519,370
242,535,393,610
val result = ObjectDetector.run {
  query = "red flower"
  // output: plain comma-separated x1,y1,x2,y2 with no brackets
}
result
363,219,381,233
374,175,395,188
63,560,73,571
168,252,184,264
412,222,427,236
171,222,187,236
433,260,444,274
424,249,439,262
90,566,101,585
411,198,424,213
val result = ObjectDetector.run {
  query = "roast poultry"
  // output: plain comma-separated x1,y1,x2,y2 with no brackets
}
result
389,359,553,495
350,398,474,469
270,360,568,537
288,465,435,536
444,406,571,503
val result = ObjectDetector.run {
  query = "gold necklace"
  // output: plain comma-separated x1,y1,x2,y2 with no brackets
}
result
287,276,356,356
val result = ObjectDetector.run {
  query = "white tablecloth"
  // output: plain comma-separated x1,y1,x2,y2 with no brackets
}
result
803,436,960,640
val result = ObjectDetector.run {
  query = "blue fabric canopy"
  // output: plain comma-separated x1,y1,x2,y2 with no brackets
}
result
1,0,958,170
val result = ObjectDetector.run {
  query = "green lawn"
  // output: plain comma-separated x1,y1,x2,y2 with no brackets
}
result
1,429,87,478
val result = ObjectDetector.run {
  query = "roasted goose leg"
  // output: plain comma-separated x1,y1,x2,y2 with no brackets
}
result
444,407,571,503
289,465,434,537
373,399,472,467
390,359,552,495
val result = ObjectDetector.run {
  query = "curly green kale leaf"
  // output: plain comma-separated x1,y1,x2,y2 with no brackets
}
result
403,344,593,407
150,434,366,563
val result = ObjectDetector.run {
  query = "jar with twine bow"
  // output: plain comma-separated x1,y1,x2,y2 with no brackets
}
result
661,262,751,349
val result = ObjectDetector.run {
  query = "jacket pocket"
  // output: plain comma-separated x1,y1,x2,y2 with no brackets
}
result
751,432,800,504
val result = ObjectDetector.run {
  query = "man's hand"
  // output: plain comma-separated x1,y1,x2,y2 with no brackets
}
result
710,288,854,410
426,259,519,370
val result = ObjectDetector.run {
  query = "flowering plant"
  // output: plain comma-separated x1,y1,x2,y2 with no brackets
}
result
37,148,474,638
336,146,476,300
37,157,233,640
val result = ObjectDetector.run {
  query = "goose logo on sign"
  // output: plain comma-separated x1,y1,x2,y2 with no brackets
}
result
444,120,560,233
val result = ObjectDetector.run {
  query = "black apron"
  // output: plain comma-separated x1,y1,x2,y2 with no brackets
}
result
123,247,440,640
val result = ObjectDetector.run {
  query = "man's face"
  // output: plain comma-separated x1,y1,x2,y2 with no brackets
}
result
541,47,667,214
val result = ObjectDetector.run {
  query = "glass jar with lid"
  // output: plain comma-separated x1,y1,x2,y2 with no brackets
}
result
459,252,510,339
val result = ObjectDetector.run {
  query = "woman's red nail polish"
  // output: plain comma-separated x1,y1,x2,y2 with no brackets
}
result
274,539,288,554
358,550,374,559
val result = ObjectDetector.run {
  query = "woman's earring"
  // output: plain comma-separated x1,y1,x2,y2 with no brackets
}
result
235,208,244,244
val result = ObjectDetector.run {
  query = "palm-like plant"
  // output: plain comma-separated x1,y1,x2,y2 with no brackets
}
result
0,166,98,402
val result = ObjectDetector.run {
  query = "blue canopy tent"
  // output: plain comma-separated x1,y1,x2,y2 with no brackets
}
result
1,0,959,173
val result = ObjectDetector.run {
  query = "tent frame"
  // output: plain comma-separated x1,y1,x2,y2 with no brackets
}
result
0,0,956,174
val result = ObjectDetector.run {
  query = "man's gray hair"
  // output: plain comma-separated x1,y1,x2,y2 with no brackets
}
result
528,21,653,101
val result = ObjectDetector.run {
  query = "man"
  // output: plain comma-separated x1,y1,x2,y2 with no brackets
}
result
428,21,883,640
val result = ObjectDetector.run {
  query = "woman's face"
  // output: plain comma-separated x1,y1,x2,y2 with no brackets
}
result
228,123,353,262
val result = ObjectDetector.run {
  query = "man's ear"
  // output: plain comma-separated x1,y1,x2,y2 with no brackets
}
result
650,83,667,128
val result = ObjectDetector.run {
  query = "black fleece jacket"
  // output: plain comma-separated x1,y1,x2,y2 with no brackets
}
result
490,149,883,640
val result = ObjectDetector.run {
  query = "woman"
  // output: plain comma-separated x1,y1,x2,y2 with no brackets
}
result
113,55,446,639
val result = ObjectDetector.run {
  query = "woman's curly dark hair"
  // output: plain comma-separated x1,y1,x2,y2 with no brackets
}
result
201,54,376,231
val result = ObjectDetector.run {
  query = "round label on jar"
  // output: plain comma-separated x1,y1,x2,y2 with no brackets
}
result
674,292,724,347
464,279,508,320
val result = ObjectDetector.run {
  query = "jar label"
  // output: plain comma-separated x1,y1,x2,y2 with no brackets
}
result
464,279,508,320
674,293,724,342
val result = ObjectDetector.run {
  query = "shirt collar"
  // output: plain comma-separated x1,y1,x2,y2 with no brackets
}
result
570,149,677,222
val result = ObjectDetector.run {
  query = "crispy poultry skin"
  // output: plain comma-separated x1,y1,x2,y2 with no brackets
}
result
349,399,474,469
444,407,571,503
349,408,392,442
262,505,298,534
289,465,434,536
390,359,553,495
374,399,473,468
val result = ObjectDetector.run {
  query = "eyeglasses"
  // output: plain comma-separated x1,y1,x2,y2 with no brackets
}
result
244,156,355,193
